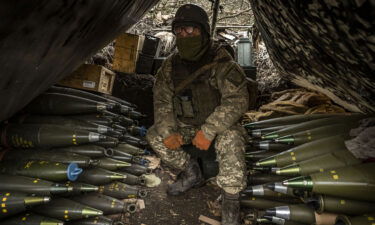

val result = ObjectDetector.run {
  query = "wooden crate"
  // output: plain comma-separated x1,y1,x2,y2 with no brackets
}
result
59,64,116,94
112,33,144,74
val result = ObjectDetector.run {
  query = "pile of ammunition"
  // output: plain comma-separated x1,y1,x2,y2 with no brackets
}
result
242,114,375,225
0,86,153,225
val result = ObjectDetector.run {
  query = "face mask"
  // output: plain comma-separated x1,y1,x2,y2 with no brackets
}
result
176,35,208,61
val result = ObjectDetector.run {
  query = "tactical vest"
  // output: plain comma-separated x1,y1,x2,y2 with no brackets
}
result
172,43,230,127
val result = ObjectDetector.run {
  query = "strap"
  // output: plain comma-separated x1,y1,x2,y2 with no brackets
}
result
174,56,231,94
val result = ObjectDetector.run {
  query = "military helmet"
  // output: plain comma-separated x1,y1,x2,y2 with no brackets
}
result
172,4,210,36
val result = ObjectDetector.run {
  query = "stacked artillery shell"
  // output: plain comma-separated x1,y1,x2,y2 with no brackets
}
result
0,87,156,223
242,113,374,224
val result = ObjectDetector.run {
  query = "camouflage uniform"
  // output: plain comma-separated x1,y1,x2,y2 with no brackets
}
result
147,42,249,194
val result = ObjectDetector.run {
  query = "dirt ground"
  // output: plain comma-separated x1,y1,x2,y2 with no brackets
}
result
125,166,223,225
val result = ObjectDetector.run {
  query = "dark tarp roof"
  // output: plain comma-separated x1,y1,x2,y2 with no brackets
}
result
0,0,159,122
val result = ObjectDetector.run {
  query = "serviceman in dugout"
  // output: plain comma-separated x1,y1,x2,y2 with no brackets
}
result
146,4,251,225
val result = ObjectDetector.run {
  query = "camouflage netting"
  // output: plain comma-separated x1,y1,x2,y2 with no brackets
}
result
250,0,375,113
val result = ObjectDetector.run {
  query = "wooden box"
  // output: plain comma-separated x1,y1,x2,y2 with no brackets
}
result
112,33,145,74
59,64,116,94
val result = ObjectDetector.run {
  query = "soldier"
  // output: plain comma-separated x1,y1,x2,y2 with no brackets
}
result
146,4,252,225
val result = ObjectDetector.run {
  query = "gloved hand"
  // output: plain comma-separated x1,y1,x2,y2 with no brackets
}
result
163,133,184,150
192,130,212,150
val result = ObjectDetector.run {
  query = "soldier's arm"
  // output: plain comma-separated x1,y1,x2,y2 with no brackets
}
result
201,62,249,140
153,58,177,138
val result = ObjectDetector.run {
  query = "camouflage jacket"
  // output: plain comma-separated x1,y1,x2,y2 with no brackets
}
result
153,44,249,141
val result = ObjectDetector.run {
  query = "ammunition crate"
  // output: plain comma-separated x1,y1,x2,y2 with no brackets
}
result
59,64,116,94
136,53,154,75
142,35,160,57
112,33,145,74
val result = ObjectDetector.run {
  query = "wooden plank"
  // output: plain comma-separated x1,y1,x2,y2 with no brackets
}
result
198,215,221,225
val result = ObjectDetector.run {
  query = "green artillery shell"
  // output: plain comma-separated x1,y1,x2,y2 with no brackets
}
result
283,163,375,201
95,140,119,148
120,134,148,148
240,197,296,209
257,135,348,167
0,192,50,219
66,215,125,225
119,163,152,176
25,93,112,115
262,216,306,225
58,182,99,196
114,143,145,156
70,114,114,127
261,114,364,140
96,157,131,171
16,114,113,134
32,198,103,221
116,171,146,186
248,174,290,186
307,195,375,216
0,160,82,182
102,110,135,126
275,122,358,146
249,125,291,138
275,150,361,176
335,214,375,225
242,185,300,203
267,182,311,199
243,113,342,129
265,204,315,224
0,174,72,195
1,149,96,168
71,193,136,214
77,168,127,185
48,85,135,108
50,145,113,158
0,212,64,225
251,141,292,151
246,150,281,162
99,181,147,199
0,124,105,148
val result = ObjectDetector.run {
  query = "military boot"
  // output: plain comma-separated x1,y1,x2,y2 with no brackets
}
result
167,158,204,195
222,191,240,225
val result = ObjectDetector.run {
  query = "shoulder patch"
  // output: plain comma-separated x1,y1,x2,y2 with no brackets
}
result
226,64,245,87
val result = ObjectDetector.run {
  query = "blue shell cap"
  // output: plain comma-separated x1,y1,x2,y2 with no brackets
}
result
67,163,83,181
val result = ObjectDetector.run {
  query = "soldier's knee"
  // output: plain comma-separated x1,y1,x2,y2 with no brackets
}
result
145,125,161,143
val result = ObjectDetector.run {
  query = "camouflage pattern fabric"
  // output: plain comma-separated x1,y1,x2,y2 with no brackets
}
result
149,43,250,194
146,124,247,194
250,0,375,113
152,45,249,141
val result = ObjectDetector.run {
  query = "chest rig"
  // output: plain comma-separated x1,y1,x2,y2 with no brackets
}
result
172,44,223,127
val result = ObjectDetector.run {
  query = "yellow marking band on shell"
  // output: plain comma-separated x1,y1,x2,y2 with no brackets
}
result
2,198,6,202
333,175,339,180
290,152,294,156
292,156,296,161
330,170,336,174
5,193,10,196
252,197,256,200
22,217,27,221
340,200,346,205
2,209,7,213
1,203,5,207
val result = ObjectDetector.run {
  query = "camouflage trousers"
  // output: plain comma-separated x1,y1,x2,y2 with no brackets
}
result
146,124,247,194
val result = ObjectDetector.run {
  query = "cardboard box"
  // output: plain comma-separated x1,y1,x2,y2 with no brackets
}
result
112,33,145,74
59,64,116,94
